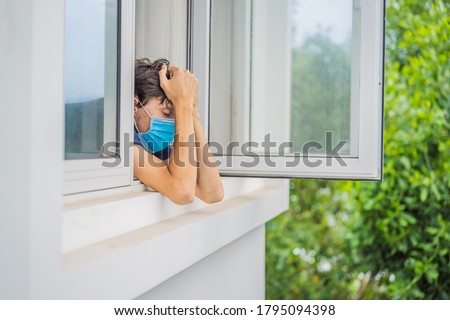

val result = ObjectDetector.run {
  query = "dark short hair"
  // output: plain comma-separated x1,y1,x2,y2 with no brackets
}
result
134,57,171,106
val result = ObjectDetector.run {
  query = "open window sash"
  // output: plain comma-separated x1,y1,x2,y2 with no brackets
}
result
192,0,385,181
63,0,134,194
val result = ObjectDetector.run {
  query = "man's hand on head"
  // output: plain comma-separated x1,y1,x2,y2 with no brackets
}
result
159,65,198,110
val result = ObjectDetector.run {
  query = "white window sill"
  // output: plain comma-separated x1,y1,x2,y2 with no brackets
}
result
63,177,270,253
60,178,289,299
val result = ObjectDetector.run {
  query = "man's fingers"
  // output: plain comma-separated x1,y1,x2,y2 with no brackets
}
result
170,66,182,77
159,64,168,87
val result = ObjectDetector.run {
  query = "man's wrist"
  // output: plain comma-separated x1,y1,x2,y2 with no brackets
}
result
173,97,194,108
193,109,201,121
175,103,193,109
174,105,194,120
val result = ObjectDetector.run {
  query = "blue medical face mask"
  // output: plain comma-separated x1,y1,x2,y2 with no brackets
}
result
135,100,175,154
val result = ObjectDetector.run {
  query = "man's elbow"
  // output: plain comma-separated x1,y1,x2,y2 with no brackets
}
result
169,189,196,205
201,188,224,204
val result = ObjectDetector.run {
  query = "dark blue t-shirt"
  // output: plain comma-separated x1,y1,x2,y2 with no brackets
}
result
134,128,171,161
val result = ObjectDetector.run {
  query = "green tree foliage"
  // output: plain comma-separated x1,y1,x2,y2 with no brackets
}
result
266,180,360,299
266,0,450,299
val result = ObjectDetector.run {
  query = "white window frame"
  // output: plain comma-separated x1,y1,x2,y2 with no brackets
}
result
63,0,135,195
62,0,386,198
193,0,386,181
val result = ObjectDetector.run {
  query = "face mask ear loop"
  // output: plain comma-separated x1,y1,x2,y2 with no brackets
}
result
135,99,154,133
138,99,154,118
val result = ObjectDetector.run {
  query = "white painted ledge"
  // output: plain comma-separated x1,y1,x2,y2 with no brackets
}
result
59,180,288,299
62,177,268,253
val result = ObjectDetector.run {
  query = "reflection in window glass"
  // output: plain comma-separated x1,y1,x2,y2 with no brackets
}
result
135,0,187,68
209,0,252,154
290,0,353,155
64,0,119,160
209,0,356,157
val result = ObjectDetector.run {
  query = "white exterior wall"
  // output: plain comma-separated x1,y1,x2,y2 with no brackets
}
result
0,0,64,299
137,226,266,300
0,0,289,299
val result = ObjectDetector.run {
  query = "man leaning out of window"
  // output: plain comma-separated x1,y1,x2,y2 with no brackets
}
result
133,58,224,205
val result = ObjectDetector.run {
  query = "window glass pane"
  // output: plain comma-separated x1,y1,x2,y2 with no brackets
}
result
64,0,119,160
209,0,252,154
209,0,357,157
290,0,354,155
250,0,355,156
135,0,187,68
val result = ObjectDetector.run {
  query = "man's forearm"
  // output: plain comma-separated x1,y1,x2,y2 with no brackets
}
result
168,105,197,193
193,111,223,201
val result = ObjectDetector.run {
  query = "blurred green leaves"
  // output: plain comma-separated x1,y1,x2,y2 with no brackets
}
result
266,0,450,299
